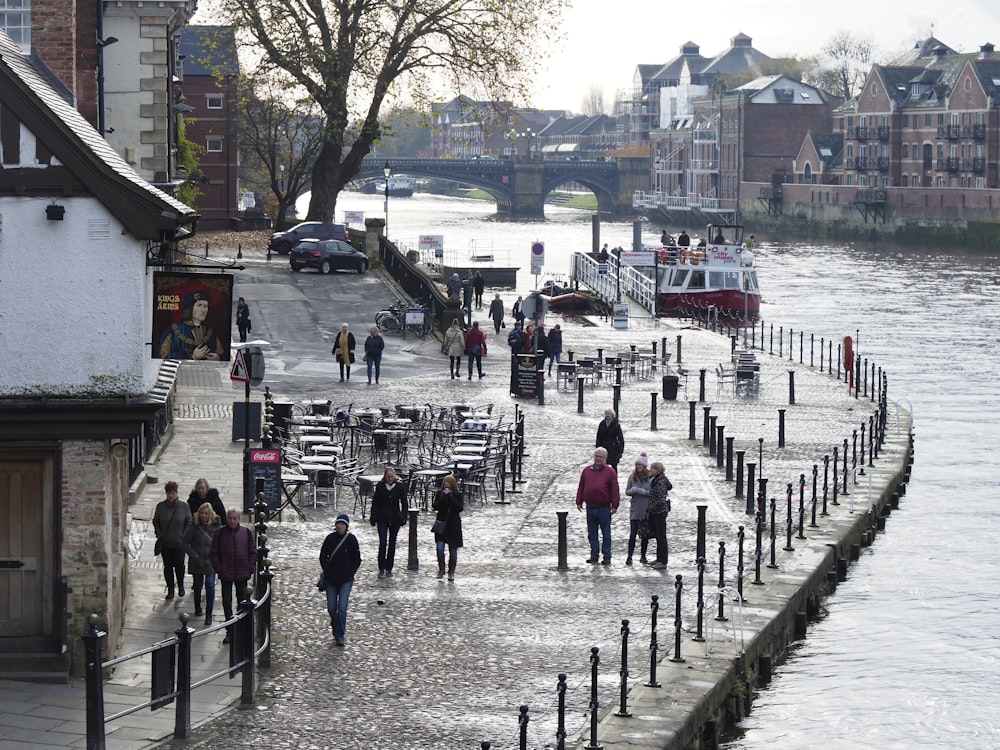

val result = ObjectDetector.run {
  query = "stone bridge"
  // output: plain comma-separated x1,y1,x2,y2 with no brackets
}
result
357,156,650,218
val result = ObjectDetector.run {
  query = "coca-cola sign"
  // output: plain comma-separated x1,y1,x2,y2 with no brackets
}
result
251,449,280,463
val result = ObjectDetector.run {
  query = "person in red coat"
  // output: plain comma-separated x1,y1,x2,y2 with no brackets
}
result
464,320,487,380
209,509,257,643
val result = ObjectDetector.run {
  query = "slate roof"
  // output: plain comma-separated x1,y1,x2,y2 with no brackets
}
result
810,133,843,168
178,25,240,78
0,30,196,237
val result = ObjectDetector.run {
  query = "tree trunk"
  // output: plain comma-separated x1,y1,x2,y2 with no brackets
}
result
306,142,344,222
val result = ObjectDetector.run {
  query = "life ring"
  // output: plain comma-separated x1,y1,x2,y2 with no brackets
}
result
659,249,669,264
678,247,688,263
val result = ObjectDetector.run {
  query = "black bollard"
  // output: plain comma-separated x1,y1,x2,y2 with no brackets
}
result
797,474,807,539
725,437,735,481
768,498,779,569
822,455,831,515
83,614,108,750
736,450,745,496
698,368,707,402
745,462,756,515
174,614,194,738
832,446,840,505
518,705,529,750
613,383,621,415
758,477,769,522
758,437,764,479
715,541,728,622
703,407,712,446
650,392,658,431
788,370,796,405
407,509,420,570
843,438,850,495
615,620,632,717
809,466,819,528
783,483,795,552
536,353,545,406
675,334,682,366
587,647,601,750
556,674,568,750
715,424,724,467
689,401,698,440
556,511,569,571
669,579,685,664
577,376,585,414
778,409,786,448
753,512,765,585
695,505,707,562
648,594,664,681
736,526,746,603
693,557,706,642
709,416,718,456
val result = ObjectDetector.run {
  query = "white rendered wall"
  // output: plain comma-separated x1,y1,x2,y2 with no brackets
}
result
0,197,158,397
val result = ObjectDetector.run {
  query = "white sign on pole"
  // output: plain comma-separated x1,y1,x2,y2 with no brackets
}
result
343,210,364,225
530,241,544,275
619,251,655,267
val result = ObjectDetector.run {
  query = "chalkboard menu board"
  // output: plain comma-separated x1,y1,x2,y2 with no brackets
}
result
510,354,539,398
244,447,282,512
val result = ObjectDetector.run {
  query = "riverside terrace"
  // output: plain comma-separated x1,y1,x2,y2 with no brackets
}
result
14,314,913,750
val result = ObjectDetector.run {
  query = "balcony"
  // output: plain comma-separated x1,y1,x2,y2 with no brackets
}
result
962,157,986,173
936,157,960,172
877,157,890,171
877,126,890,141
854,189,886,203
962,124,987,140
847,156,874,170
692,130,717,143
847,126,869,140
936,125,960,140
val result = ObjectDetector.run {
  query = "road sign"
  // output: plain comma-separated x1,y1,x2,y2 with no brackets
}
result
530,241,544,274
230,348,249,382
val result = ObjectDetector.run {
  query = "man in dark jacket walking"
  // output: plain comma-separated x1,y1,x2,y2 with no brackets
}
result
153,481,191,600
210,509,258,643
595,408,625,470
489,294,505,334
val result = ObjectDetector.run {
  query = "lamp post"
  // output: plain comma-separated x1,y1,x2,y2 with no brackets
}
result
383,162,391,237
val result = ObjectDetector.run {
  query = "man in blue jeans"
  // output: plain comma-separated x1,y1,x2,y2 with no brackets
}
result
575,447,621,565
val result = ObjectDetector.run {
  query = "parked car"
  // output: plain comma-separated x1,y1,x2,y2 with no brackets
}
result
269,222,349,254
289,239,369,274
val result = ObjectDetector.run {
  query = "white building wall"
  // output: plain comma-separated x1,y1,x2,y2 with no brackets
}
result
0,197,157,397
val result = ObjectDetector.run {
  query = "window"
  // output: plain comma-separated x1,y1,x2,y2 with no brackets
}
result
871,83,878,97
925,114,932,127
965,77,972,92
0,0,31,49
206,95,223,109
902,144,909,159
207,136,223,152
902,114,909,127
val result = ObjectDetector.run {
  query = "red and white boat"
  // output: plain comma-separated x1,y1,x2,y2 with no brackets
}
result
657,224,760,322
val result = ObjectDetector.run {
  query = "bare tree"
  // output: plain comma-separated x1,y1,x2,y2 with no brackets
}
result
581,86,606,116
817,31,876,101
220,0,564,221
238,68,326,227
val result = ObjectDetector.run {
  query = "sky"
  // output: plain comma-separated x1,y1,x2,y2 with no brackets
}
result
530,0,1000,112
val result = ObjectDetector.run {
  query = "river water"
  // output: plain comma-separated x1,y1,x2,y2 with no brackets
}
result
325,192,1000,747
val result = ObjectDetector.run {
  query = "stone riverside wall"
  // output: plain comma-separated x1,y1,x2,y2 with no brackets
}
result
576,401,914,750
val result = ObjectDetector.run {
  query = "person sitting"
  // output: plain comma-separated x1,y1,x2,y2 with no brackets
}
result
713,230,726,244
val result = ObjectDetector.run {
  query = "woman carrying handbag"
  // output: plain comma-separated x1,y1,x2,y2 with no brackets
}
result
431,475,463,581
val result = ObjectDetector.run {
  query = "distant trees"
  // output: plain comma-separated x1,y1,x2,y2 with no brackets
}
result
219,0,564,222
814,31,877,100
581,86,607,116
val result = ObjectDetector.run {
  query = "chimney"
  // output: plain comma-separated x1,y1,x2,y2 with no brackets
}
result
979,43,995,59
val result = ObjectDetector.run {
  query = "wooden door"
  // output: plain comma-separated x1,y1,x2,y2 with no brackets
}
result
0,454,54,637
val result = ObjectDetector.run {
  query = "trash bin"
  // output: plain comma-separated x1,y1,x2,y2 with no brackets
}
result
662,374,680,401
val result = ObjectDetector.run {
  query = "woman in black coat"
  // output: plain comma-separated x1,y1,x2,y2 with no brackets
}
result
595,408,625,470
369,467,408,577
432,474,464,582
332,323,356,382
187,478,226,520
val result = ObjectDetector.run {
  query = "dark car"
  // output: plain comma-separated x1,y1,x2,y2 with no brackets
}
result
289,239,369,274
268,222,349,254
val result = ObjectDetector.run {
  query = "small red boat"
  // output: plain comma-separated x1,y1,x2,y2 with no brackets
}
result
546,292,594,312
657,224,760,322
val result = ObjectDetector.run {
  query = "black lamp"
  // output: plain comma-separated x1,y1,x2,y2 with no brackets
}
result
383,162,392,237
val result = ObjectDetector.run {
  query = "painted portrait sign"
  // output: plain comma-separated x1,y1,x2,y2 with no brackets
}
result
152,272,234,361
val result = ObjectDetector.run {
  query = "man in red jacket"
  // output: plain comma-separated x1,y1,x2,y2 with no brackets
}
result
575,447,620,565
210,509,258,643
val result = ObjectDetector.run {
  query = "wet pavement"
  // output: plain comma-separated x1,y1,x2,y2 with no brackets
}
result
0,267,911,750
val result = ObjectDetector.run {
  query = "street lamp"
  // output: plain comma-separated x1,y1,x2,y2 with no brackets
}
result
383,162,391,237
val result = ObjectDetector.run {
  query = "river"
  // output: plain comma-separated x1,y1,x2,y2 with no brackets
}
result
313,191,1000,747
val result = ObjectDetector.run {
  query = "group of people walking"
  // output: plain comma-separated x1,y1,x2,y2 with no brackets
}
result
575,411,672,569
317,467,465,646
152,480,257,643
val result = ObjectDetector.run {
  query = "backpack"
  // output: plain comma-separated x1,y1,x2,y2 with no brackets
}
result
507,329,523,349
